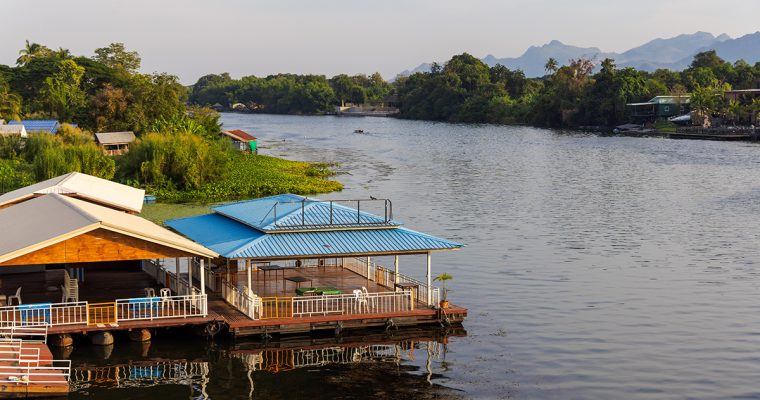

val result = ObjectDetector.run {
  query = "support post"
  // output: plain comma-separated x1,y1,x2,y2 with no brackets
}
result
394,255,399,286
200,259,206,295
246,259,252,296
367,256,371,280
175,257,180,292
188,257,193,293
426,252,432,306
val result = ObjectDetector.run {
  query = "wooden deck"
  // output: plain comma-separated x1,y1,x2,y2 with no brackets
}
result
0,265,467,338
0,343,69,398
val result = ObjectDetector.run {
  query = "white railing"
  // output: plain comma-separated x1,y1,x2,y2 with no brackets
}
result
0,302,88,328
143,260,192,296
0,360,71,385
219,280,259,320
343,258,441,306
0,338,71,385
0,325,48,343
114,295,207,322
292,291,413,317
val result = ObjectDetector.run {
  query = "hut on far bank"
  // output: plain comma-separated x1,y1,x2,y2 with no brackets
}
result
221,129,257,153
0,124,27,138
95,131,136,156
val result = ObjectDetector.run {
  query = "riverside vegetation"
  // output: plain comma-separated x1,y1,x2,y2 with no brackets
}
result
0,42,342,201
191,51,760,128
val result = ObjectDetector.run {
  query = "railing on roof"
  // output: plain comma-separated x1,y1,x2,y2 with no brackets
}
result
265,198,394,229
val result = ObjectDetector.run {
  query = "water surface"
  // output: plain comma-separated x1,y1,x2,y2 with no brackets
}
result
77,114,760,399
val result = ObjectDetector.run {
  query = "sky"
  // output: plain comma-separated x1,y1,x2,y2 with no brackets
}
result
2,0,760,84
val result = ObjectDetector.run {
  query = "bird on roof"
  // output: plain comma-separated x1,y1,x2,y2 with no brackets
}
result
369,196,377,200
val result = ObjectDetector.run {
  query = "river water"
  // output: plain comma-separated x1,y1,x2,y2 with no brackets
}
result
75,114,760,399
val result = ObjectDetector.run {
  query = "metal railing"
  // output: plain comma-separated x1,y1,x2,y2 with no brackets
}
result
218,279,259,320
263,198,394,229
292,291,413,317
343,258,440,306
0,302,88,328
0,338,71,385
114,295,207,322
0,326,48,343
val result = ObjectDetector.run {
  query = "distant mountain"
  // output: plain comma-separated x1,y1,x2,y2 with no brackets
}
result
481,40,616,76
397,31,760,79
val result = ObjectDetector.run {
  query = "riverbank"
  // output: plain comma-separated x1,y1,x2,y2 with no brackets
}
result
144,153,343,204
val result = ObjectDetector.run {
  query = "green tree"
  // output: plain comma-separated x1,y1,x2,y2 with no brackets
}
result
93,43,141,72
16,40,52,66
0,76,22,121
545,58,558,75
39,59,87,121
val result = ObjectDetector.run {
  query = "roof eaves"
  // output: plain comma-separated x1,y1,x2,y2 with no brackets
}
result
0,224,100,264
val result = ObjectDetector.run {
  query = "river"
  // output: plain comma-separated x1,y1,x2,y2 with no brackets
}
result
73,113,760,399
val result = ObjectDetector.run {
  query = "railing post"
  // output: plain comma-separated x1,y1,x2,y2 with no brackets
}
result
426,252,432,306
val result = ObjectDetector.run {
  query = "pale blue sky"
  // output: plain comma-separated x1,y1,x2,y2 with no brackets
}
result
2,0,759,83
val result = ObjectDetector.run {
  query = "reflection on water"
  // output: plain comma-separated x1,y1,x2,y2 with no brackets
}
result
217,114,760,399
66,327,464,399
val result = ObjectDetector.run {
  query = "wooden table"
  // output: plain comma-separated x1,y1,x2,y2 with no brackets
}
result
256,265,291,282
284,276,312,290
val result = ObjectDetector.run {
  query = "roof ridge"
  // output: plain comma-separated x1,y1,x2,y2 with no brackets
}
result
51,194,101,224
57,172,79,186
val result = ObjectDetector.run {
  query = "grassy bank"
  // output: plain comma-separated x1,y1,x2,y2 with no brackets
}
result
147,153,343,203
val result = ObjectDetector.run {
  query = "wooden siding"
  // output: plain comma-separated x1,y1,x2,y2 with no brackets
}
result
0,228,191,266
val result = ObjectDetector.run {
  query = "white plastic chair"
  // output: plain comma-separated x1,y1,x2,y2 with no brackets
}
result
7,287,21,306
144,288,156,297
353,289,367,313
361,286,374,311
159,288,173,314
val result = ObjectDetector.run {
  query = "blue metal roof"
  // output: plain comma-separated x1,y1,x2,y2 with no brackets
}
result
8,120,60,134
166,212,462,259
213,194,400,232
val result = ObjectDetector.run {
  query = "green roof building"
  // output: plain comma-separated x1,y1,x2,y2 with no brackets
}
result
627,95,690,122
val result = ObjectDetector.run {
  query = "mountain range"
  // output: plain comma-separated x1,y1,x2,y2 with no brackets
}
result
398,31,760,78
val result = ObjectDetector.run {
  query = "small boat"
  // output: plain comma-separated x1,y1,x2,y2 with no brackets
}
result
354,129,364,134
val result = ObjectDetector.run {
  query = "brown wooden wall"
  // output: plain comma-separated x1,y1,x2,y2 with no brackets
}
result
0,228,191,267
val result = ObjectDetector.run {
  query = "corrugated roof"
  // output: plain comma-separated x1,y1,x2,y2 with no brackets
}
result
0,194,217,264
222,129,257,142
0,172,145,213
212,194,400,232
0,125,27,137
166,211,462,259
7,120,60,134
95,131,136,145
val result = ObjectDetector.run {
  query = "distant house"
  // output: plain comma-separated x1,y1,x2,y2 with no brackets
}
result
0,125,27,138
627,96,691,122
95,131,137,156
7,120,61,134
221,129,257,153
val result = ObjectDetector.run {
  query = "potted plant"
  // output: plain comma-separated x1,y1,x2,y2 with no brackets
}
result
433,273,453,309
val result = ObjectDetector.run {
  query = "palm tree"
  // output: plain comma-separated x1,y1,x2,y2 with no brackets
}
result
545,58,558,75
16,40,50,66
55,47,71,59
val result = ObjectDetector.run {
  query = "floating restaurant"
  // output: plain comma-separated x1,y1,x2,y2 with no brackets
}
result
0,173,466,395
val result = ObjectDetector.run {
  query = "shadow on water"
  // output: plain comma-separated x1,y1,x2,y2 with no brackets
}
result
61,326,468,400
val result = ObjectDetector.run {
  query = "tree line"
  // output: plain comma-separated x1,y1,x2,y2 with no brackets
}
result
188,50,760,128
394,51,760,128
189,72,392,114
